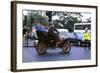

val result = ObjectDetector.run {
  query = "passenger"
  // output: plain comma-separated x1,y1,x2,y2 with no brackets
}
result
35,23,48,32
35,23,48,40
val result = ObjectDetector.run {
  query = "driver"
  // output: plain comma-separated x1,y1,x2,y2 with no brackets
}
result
35,23,48,39
48,24,59,39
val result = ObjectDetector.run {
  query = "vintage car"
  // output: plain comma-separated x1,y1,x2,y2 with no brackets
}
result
35,28,71,54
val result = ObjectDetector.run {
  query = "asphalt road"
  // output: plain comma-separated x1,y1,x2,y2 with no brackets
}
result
22,46,91,63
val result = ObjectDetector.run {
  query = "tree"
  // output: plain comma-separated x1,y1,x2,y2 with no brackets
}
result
52,12,83,32
65,16,79,32
24,10,49,27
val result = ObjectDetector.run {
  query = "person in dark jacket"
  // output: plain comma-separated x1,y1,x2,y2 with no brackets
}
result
35,23,48,41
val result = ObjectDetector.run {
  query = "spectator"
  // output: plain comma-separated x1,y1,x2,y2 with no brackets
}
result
83,27,91,49
23,26,28,36
23,26,29,45
23,26,28,40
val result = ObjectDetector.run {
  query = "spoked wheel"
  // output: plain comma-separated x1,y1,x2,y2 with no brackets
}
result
62,42,71,53
36,42,47,54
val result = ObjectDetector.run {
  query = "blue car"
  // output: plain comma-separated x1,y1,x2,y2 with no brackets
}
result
68,32,83,46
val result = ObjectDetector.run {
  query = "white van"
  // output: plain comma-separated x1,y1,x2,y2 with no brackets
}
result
74,23,91,33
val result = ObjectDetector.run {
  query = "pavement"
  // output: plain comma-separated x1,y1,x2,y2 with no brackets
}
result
22,46,91,63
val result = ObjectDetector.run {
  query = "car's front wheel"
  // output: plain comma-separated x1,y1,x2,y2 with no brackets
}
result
36,42,47,54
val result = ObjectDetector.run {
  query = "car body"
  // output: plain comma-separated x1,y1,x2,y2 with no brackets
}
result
68,32,83,46
35,28,71,54
56,29,83,46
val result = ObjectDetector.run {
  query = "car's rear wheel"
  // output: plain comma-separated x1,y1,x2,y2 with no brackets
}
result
36,42,47,54
62,42,71,53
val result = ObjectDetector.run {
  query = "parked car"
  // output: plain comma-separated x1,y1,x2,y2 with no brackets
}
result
57,29,83,46
68,32,83,46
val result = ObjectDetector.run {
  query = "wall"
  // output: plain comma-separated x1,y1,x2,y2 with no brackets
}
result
0,0,99,73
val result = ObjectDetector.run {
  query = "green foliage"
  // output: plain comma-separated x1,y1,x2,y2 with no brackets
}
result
53,12,82,32
65,16,79,32
31,14,49,26
23,11,83,31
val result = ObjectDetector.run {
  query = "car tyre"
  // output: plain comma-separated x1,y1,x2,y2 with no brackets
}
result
62,42,71,53
36,42,47,54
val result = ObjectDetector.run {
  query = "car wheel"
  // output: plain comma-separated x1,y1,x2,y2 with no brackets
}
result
36,42,47,54
62,42,71,53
